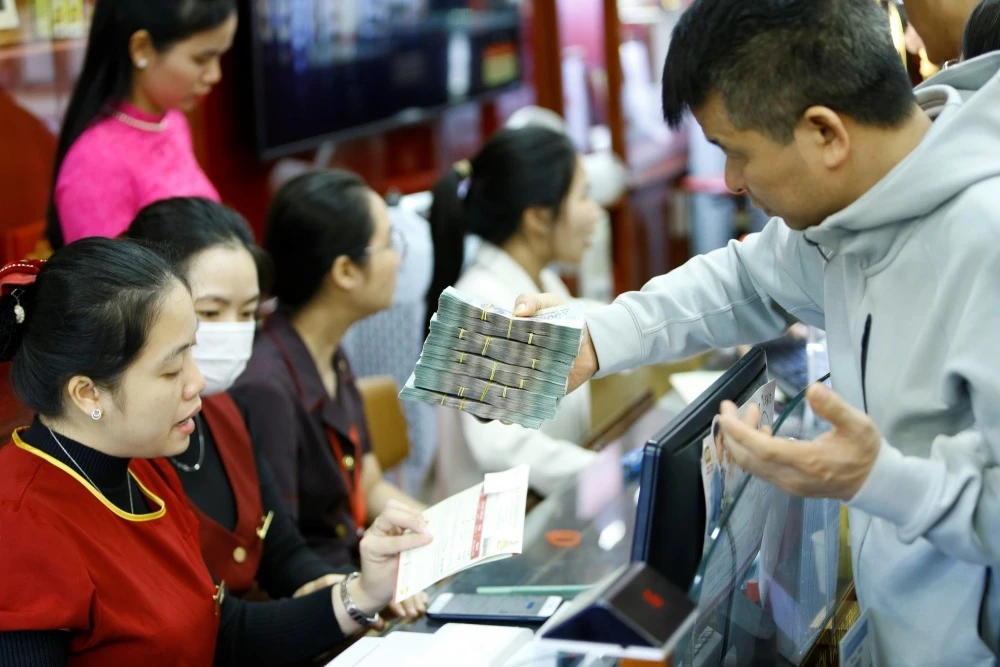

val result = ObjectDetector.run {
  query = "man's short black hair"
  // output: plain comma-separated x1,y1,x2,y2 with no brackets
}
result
662,0,916,143
964,0,1000,60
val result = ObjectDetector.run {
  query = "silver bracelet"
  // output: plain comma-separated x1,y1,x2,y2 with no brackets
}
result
340,572,380,627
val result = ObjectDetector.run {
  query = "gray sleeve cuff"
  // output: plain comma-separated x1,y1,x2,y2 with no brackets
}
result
847,439,938,531
585,301,646,378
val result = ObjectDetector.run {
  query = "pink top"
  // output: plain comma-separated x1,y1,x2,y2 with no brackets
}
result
54,103,220,243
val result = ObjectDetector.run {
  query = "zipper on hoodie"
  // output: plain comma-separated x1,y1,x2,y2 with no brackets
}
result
860,314,873,413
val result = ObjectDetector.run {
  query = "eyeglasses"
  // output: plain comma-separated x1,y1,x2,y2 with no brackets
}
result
357,226,407,261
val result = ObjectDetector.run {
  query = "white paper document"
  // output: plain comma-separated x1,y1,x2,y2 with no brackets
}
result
326,625,533,667
394,465,530,603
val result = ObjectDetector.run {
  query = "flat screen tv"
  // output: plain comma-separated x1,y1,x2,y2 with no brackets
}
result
247,0,524,159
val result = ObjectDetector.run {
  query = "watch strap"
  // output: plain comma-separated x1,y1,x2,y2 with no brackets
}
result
340,571,380,626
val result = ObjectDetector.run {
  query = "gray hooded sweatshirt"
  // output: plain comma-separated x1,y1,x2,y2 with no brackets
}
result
586,52,1000,665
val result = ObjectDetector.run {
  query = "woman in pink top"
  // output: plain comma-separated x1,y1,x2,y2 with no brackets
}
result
47,0,238,249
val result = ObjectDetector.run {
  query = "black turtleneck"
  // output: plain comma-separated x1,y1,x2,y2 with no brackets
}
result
0,420,349,667
171,414,237,528
20,419,151,515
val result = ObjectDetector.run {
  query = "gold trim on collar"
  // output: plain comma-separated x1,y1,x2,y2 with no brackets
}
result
12,429,167,522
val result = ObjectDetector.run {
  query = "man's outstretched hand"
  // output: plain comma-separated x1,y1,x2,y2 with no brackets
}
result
514,292,598,396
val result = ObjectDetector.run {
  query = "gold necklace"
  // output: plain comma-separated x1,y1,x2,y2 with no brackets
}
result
112,109,169,133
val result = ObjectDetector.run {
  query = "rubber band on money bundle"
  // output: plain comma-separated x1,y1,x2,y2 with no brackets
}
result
440,394,447,406
502,386,509,398
480,382,492,401
459,398,467,411
481,337,492,355
531,359,537,370
528,333,534,345
458,386,466,398
506,318,513,340
519,379,525,389
459,353,466,364
481,305,493,321
458,328,465,340
489,361,498,382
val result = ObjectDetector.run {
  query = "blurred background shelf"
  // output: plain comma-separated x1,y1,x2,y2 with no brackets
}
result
0,37,85,62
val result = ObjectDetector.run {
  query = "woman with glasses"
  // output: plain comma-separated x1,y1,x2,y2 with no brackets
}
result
234,170,424,580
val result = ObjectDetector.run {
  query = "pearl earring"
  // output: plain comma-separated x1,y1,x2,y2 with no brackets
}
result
11,288,25,324
136,58,148,70
91,407,103,421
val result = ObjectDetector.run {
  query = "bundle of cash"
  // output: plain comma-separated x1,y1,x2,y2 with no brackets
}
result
413,366,560,416
427,317,577,376
416,344,567,398
400,287,585,428
435,288,586,352
400,378,546,429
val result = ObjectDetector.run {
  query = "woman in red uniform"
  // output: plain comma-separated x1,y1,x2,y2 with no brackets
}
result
0,239,432,665
126,197,426,616
234,170,423,568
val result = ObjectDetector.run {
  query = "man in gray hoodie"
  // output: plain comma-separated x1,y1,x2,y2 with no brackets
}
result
515,0,999,664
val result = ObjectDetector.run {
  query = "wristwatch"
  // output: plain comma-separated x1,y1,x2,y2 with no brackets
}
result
340,572,381,627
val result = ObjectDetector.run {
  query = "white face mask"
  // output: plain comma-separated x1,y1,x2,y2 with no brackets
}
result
191,321,256,396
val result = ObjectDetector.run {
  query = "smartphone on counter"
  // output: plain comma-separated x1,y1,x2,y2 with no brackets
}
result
426,593,563,624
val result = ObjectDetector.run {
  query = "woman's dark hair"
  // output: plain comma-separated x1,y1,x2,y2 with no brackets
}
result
125,197,272,293
425,126,577,334
46,0,237,250
0,238,186,417
964,0,1000,60
264,169,375,312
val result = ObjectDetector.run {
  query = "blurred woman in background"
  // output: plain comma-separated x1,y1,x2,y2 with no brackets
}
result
963,0,1000,59
234,169,423,569
426,125,603,498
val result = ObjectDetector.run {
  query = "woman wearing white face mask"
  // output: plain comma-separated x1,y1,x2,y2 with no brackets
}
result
125,198,431,617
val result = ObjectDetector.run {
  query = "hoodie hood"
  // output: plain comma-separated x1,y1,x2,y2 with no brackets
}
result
804,51,1000,256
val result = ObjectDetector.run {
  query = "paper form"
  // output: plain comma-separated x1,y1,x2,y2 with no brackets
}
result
393,465,530,603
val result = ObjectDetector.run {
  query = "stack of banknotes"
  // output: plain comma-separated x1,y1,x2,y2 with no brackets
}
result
400,287,584,428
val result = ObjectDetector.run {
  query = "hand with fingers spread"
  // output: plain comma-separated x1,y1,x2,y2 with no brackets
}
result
332,500,433,632
717,382,881,500
513,292,599,396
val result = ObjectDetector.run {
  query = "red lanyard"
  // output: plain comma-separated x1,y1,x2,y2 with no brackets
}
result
324,423,366,530
266,331,367,531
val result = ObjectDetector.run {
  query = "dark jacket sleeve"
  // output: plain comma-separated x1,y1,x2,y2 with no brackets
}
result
0,631,68,667
0,593,350,667
253,454,352,599
229,382,302,518
214,586,346,666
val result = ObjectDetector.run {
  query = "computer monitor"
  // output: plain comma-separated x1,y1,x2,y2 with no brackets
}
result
630,348,768,593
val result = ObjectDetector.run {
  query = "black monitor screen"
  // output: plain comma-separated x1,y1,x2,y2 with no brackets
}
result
630,348,768,592
247,1,523,159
